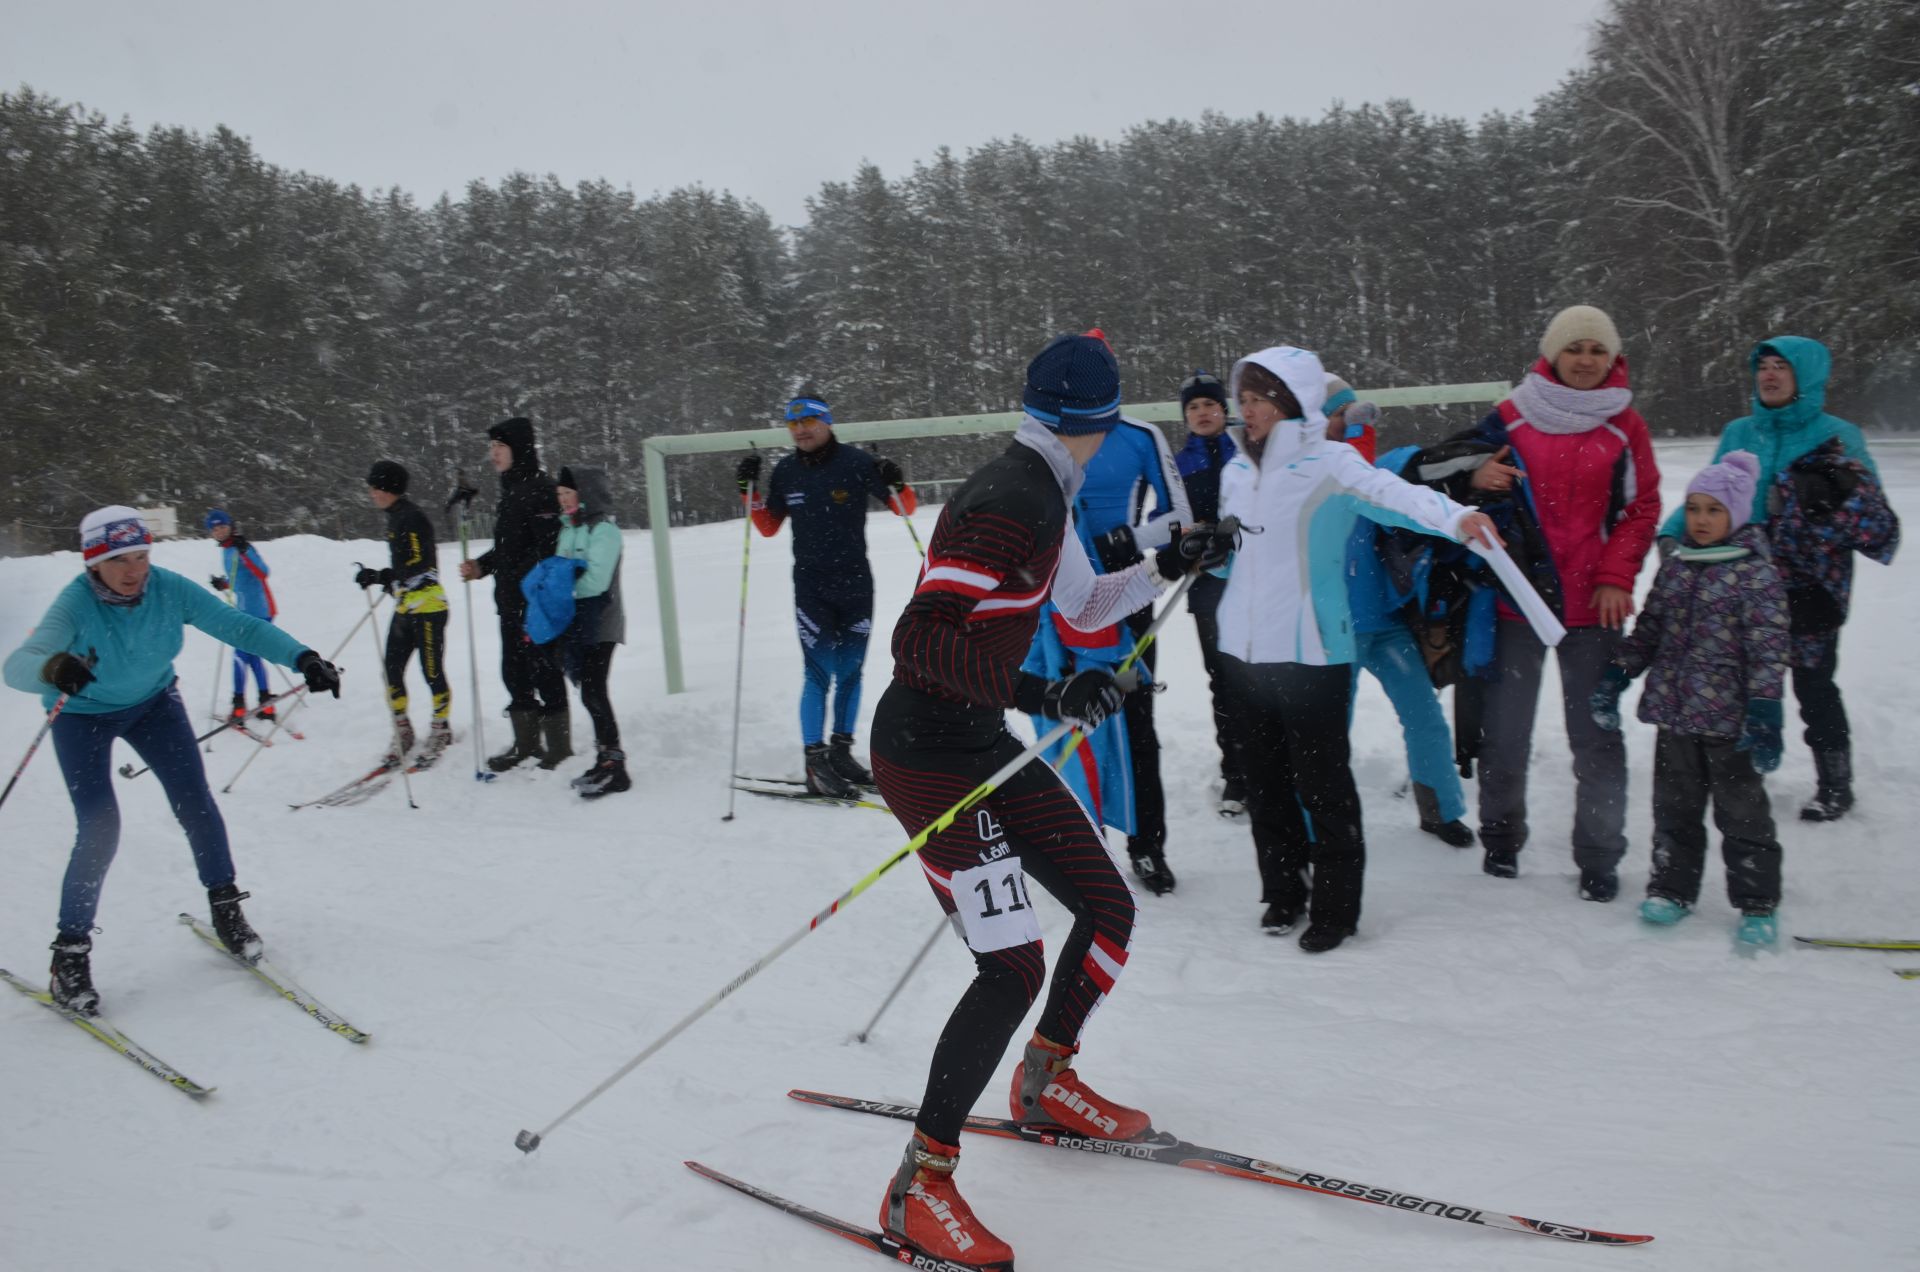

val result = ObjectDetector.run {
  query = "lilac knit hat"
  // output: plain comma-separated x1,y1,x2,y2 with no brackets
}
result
1685,450,1760,533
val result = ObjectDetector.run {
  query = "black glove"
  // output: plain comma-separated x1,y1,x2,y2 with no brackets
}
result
735,455,762,493
1792,462,1860,518
1094,525,1141,573
874,456,905,490
209,575,230,591
353,566,388,589
42,653,95,697
1018,668,1126,729
1154,520,1239,577
296,650,342,698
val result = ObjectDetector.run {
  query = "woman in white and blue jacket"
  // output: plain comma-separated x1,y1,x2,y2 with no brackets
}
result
1217,348,1496,952
4,506,341,1016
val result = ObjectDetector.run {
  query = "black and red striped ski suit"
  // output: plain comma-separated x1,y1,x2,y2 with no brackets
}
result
872,419,1163,1147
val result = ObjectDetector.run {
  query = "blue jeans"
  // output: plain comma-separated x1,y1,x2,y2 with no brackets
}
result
1352,627,1466,823
50,684,235,937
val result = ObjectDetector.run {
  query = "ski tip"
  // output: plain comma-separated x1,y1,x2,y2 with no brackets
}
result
514,1129,542,1154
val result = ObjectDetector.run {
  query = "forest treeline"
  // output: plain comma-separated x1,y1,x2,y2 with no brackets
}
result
2,0,1915,551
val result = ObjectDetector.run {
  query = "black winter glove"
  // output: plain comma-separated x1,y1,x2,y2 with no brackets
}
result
209,575,230,592
735,455,762,493
353,566,387,589
1153,519,1240,578
1017,668,1127,729
296,650,342,698
1094,525,1141,573
42,653,95,697
874,456,905,490
1792,462,1860,518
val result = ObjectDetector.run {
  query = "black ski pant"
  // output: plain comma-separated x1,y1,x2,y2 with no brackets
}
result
1791,635,1848,754
1187,574,1243,787
568,640,620,750
871,683,1135,1148
1648,729,1781,913
383,610,451,721
497,600,565,715
1121,605,1167,861
1221,656,1365,932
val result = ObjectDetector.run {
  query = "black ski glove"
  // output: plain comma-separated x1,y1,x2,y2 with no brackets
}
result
296,650,342,698
735,455,762,492
1792,462,1860,518
874,456,906,490
353,566,389,589
1153,519,1240,578
1016,668,1127,729
209,575,230,592
1094,525,1140,573
42,653,95,697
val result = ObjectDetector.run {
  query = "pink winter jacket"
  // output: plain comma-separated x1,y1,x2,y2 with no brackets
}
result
1494,357,1662,628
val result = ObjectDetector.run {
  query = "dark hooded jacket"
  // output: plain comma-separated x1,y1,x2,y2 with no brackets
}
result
475,417,561,614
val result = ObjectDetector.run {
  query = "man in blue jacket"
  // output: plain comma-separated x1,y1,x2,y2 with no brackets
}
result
1073,332,1192,893
735,393,918,798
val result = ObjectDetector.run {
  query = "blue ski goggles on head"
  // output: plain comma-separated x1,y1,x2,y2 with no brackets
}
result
785,397,833,426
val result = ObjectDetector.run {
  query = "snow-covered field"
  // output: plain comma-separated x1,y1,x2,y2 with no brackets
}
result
2,439,1916,1271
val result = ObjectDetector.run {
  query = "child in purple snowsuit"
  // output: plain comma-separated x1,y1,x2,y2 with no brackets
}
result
1590,451,1790,946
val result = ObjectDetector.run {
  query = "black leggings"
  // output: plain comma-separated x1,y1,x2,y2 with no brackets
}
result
569,640,620,750
384,611,451,720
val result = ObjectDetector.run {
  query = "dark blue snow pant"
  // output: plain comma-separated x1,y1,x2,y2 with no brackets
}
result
50,683,235,938
795,585,872,746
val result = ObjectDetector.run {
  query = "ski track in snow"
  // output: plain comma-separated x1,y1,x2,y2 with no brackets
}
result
2,440,1916,1270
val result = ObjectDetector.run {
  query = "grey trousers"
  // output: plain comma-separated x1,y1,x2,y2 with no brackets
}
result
1477,624,1628,870
1648,729,1781,913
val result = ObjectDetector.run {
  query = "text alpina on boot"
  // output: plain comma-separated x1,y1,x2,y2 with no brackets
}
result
1008,1032,1151,1140
879,1129,1015,1271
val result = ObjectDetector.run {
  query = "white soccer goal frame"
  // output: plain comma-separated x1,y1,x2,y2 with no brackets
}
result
642,380,1511,693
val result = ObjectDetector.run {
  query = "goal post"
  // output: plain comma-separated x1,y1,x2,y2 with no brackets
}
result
643,380,1511,693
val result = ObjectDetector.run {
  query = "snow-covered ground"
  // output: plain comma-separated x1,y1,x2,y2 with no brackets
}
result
2,439,1916,1271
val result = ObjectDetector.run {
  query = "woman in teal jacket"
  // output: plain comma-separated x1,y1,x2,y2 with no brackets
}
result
554,467,628,798
1660,336,1891,820
3,506,341,1016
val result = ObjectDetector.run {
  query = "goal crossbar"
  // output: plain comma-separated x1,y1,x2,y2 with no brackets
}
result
643,380,1510,693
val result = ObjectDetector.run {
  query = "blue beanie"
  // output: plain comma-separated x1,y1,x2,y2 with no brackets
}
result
204,508,233,531
1023,333,1121,435
785,395,833,425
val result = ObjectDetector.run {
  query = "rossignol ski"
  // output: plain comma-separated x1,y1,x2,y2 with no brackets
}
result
1,968,214,1097
178,915,370,1043
291,761,398,810
685,1161,1002,1272
1792,937,1920,951
788,1090,1653,1246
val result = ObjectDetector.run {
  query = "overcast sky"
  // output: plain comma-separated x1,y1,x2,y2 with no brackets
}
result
4,0,1608,227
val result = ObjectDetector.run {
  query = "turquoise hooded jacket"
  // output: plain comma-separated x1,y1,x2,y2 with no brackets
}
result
1661,335,1877,538
4,566,309,713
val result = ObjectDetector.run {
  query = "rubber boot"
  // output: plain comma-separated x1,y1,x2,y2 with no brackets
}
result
536,704,573,771
488,708,545,772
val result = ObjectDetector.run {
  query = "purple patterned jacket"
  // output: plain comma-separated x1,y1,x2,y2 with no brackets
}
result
1617,524,1789,738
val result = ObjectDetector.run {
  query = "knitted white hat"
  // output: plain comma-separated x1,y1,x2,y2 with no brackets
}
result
79,505,154,565
1538,305,1622,360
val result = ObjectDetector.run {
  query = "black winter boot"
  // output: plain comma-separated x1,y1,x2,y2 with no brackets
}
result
1130,852,1177,896
827,733,874,787
575,749,631,799
804,744,858,798
48,934,100,1016
536,705,574,771
1801,750,1854,822
1414,783,1476,847
1297,923,1353,953
208,883,263,963
1483,846,1519,878
1579,868,1620,903
1260,904,1296,935
488,708,544,772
